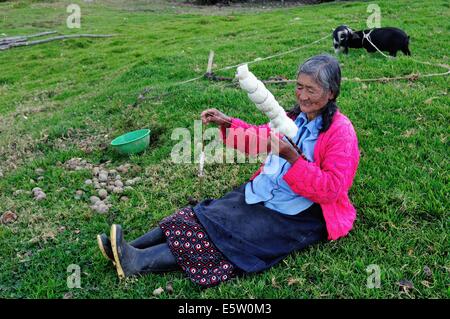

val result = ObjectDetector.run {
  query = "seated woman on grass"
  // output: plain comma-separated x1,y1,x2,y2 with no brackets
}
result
96,54,360,288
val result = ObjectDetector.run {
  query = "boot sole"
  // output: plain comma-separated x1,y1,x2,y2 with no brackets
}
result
97,234,110,260
110,224,126,279
96,234,116,265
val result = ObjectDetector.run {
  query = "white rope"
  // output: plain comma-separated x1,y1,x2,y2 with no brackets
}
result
215,33,330,72
173,33,329,87
362,29,392,59
359,29,450,80
145,31,448,101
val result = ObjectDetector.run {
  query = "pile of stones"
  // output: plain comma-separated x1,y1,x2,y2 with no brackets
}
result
63,158,142,214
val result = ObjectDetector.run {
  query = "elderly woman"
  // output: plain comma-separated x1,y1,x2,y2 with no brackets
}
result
97,54,360,288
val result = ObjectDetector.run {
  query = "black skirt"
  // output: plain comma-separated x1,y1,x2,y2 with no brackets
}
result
193,183,328,273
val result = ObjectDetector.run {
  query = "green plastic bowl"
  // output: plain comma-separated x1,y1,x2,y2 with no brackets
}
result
110,129,150,155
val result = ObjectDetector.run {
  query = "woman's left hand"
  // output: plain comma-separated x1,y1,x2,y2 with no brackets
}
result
270,132,300,164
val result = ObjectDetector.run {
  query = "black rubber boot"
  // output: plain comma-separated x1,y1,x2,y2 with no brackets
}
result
110,224,179,279
97,233,115,263
129,226,165,248
97,226,165,263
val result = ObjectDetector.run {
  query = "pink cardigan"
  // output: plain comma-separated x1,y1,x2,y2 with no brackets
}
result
219,110,360,240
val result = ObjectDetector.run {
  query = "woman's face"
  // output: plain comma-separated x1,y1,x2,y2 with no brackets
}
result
295,73,334,119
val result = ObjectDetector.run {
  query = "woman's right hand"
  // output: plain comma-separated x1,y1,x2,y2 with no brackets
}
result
201,108,232,128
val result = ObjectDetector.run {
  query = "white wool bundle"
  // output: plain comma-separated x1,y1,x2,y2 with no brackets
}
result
236,64,250,80
239,73,258,92
265,102,284,119
270,115,286,129
248,81,269,104
256,92,275,112
236,64,298,139
274,117,298,138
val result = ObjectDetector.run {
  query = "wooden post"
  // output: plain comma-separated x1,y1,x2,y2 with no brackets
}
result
206,50,215,76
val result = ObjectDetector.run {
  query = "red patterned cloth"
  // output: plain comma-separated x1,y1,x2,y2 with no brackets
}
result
159,207,240,288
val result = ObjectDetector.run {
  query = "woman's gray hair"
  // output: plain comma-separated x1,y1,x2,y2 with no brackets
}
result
294,54,341,132
297,53,341,101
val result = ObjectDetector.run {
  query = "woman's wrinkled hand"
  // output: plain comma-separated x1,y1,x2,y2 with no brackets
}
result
201,108,232,128
270,132,300,164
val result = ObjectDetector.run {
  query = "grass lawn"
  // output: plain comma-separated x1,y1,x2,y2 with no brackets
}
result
0,0,448,299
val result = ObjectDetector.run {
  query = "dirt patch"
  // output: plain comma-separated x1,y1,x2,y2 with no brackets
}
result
52,126,110,154
102,0,323,15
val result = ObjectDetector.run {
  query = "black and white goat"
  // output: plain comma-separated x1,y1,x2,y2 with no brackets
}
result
333,25,411,57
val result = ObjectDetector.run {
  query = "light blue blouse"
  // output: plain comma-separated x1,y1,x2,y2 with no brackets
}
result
244,112,323,215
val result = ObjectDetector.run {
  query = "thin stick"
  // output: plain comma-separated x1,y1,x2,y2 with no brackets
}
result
0,31,58,45
285,136,304,157
0,34,115,51
206,50,215,75
198,117,206,178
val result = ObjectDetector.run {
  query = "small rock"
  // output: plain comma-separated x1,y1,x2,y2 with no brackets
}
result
95,202,109,214
117,165,128,174
113,187,123,194
133,177,142,183
90,196,101,204
115,175,122,181
0,170,3,178
30,179,36,184
32,187,42,194
35,192,46,201
114,180,123,188
37,176,44,181
124,186,134,192
63,292,73,299
107,185,115,192
423,266,432,278
152,287,164,296
98,189,108,199
165,282,174,295
94,183,101,189
398,279,414,292
125,179,135,186
1,211,18,224
85,179,93,185
109,169,117,176
74,190,84,200
92,167,100,176
100,182,107,187
35,168,45,175
120,196,129,202
98,173,108,182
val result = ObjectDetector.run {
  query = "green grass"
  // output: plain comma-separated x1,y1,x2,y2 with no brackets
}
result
0,0,449,299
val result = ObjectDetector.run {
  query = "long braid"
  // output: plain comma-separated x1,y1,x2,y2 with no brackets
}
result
319,100,338,133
